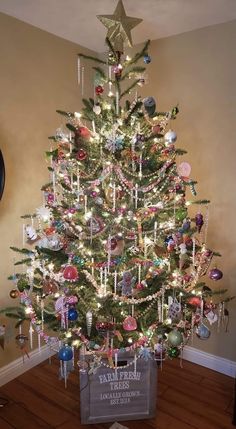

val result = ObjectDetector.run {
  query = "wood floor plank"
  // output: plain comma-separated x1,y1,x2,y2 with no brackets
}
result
155,409,197,429
158,360,204,384
16,370,80,417
31,358,80,397
158,367,231,410
1,379,72,427
0,402,53,428
159,388,233,429
0,417,15,429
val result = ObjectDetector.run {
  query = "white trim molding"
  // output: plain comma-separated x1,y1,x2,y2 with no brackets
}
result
182,345,236,378
0,345,55,387
0,345,236,387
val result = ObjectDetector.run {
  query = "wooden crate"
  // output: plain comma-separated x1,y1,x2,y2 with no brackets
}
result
79,352,157,424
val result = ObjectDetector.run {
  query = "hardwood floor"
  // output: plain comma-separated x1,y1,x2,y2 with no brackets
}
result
0,356,235,429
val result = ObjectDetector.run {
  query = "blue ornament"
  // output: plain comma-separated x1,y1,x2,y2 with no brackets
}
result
196,323,211,340
58,345,73,361
143,96,156,117
179,218,191,234
68,307,78,321
144,54,151,64
164,235,173,245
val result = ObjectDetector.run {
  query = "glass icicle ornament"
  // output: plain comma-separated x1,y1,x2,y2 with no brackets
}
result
86,310,93,337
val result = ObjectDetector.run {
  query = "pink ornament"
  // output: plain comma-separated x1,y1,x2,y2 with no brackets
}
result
67,295,78,305
152,125,161,135
123,316,137,331
55,296,66,312
136,282,145,290
177,162,191,178
47,193,54,203
63,265,78,281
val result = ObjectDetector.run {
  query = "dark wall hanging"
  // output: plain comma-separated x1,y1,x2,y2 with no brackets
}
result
0,150,5,200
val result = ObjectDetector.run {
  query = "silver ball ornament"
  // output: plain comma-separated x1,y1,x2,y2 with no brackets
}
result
164,129,177,146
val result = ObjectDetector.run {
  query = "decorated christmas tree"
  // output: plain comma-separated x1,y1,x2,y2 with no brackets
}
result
2,0,229,385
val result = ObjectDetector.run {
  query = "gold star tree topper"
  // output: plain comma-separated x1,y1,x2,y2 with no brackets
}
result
97,0,142,52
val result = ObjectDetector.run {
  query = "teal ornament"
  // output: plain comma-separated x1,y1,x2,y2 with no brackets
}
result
73,256,85,267
143,54,151,64
196,323,211,340
168,347,180,358
168,329,183,347
58,345,73,361
143,96,156,117
94,71,104,86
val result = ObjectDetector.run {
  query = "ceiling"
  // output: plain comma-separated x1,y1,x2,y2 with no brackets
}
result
0,0,236,52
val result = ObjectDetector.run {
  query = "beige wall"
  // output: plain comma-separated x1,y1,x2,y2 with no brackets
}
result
0,12,95,366
0,12,235,367
135,20,236,360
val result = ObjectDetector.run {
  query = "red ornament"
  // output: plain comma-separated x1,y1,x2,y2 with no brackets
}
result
95,85,104,95
63,265,78,281
96,321,115,336
44,227,55,236
188,296,201,307
110,238,118,250
77,149,87,161
76,127,91,140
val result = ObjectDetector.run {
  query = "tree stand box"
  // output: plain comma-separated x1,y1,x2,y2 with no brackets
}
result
79,352,157,424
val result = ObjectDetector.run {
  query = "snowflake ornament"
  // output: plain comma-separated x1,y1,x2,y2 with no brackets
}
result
138,346,152,361
105,135,124,152
36,206,52,222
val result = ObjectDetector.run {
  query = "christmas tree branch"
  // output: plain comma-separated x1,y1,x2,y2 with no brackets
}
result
78,53,106,65
128,40,150,66
120,79,141,98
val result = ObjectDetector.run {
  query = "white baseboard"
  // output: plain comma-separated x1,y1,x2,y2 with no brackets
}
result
0,345,235,387
0,344,56,387
182,345,236,378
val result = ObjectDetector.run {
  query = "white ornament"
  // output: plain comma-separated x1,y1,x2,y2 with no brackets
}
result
206,310,218,325
179,243,187,254
168,299,181,320
93,104,101,115
25,225,39,242
156,201,164,209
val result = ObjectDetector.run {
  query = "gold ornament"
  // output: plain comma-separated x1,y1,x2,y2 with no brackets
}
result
42,277,59,295
97,0,142,52
9,288,19,299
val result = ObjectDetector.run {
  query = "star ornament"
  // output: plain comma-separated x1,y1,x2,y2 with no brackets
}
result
97,0,142,52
